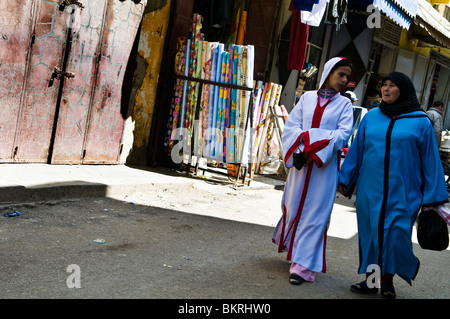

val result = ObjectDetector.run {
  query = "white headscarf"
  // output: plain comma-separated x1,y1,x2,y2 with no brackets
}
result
318,57,352,91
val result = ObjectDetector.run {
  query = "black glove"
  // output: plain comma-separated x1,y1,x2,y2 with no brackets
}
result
292,153,307,170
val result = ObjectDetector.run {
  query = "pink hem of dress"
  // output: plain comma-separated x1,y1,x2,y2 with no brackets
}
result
290,262,316,282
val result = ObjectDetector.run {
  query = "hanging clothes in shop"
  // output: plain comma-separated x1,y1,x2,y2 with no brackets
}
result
324,0,348,30
288,1,309,71
301,0,329,27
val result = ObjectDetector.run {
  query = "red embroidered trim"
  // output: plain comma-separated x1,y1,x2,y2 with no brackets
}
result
284,133,305,166
277,204,288,252
302,131,330,168
322,228,328,273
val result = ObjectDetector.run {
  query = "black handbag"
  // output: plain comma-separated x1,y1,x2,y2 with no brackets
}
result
292,153,307,170
417,209,449,251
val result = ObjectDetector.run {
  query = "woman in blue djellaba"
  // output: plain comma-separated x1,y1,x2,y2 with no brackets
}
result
338,72,448,299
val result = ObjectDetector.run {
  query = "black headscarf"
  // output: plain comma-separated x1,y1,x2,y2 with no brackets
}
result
378,72,421,118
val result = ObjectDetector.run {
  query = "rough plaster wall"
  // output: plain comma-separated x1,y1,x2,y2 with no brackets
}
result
122,0,170,164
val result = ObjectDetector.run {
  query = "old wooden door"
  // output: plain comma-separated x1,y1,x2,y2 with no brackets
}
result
0,0,33,161
49,0,108,164
0,0,146,164
0,0,65,162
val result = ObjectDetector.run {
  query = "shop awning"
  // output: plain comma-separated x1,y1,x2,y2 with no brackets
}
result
410,0,450,48
391,0,420,17
373,0,419,29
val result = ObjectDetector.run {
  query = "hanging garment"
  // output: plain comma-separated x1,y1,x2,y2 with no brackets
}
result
272,57,354,274
288,2,309,71
324,0,348,30
339,108,449,284
301,0,329,27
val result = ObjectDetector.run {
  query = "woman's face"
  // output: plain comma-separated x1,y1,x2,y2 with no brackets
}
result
381,79,401,104
325,66,352,92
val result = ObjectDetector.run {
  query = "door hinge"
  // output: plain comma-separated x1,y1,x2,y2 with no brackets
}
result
48,67,75,87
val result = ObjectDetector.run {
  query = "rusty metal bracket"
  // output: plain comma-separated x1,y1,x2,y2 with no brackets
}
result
59,0,85,12
48,67,75,87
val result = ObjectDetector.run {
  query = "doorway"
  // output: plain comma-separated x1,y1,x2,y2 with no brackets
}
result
0,0,145,164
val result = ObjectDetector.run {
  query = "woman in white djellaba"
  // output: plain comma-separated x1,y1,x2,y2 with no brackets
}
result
272,57,354,285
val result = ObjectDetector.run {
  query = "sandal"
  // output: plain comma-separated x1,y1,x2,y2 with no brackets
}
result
380,283,396,299
350,280,378,294
289,273,305,285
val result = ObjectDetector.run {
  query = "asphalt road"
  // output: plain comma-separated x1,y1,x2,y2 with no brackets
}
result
0,182,449,305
